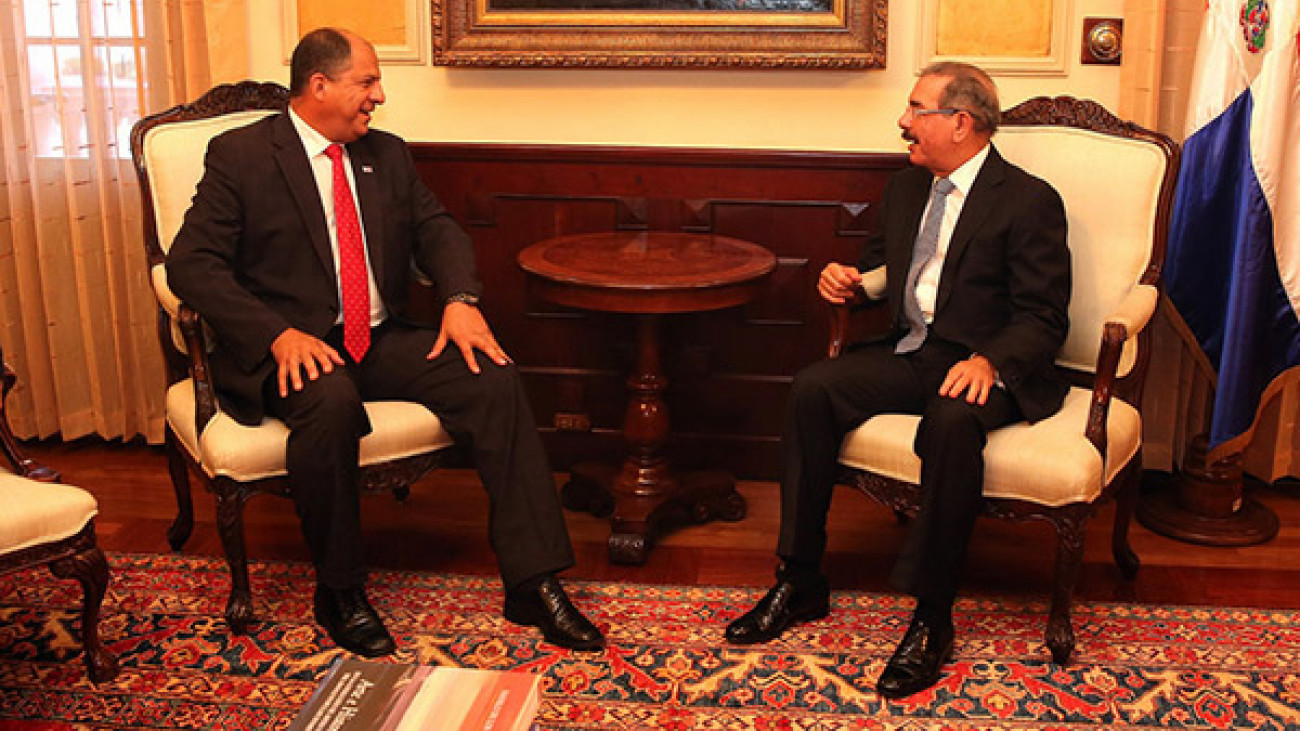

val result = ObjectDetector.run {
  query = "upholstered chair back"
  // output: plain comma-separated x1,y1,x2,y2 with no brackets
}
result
995,124,1168,381
138,108,280,355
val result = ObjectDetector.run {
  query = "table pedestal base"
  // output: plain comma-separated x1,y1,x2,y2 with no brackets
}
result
519,233,775,566
562,461,746,564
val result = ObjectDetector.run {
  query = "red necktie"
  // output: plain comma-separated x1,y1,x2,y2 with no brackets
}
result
325,144,370,362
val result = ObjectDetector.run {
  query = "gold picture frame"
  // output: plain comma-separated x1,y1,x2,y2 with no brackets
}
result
285,0,427,64
432,0,888,69
916,0,1071,76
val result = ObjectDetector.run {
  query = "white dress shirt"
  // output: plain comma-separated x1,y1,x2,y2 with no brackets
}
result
914,143,991,323
288,107,387,328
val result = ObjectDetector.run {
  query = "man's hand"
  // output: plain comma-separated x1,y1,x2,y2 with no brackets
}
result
428,301,511,374
818,262,863,304
939,353,998,405
270,328,344,397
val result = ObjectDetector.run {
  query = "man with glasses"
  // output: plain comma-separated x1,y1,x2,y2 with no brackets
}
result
724,62,1070,699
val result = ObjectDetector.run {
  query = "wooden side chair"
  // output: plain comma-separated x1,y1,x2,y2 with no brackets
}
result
833,96,1179,664
128,81,457,633
0,352,119,683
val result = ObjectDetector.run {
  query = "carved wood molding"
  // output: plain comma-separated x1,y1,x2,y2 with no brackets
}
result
433,0,888,69
0,522,95,575
1004,95,1152,138
168,81,289,121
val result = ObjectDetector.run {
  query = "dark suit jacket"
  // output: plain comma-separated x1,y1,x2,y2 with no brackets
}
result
859,145,1071,422
167,113,481,425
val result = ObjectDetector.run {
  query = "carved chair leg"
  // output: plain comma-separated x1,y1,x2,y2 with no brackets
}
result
1046,511,1087,665
164,428,195,551
213,478,254,634
1110,467,1141,580
49,545,120,684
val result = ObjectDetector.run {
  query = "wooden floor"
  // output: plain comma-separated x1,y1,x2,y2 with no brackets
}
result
22,437,1300,610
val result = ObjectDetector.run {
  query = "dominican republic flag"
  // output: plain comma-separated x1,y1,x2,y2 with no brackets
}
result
1164,0,1300,462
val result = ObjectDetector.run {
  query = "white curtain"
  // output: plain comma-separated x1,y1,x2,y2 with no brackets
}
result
0,0,245,443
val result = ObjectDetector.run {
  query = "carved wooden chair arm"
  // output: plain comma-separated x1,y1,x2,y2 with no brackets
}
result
1104,284,1158,342
828,296,892,359
0,360,60,482
1083,285,1157,458
1085,323,1125,457
828,301,853,359
176,303,219,432
827,265,888,359
827,294,887,359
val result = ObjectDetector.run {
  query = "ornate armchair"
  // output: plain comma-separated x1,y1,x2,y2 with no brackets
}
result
129,82,456,633
0,351,118,683
833,97,1179,664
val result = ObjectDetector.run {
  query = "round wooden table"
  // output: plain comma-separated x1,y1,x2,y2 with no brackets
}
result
518,231,776,564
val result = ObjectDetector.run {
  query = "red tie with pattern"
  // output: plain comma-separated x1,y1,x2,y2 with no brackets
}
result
325,144,370,362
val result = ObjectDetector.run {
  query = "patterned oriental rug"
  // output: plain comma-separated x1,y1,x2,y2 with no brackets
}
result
1,553,1298,730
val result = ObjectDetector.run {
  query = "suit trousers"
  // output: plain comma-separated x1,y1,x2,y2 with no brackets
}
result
776,337,1022,606
264,321,575,591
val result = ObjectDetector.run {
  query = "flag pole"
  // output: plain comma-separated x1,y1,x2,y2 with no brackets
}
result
1138,435,1279,546
1137,304,1280,546
1137,0,1296,546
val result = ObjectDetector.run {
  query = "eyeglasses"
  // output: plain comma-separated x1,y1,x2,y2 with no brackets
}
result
907,107,964,119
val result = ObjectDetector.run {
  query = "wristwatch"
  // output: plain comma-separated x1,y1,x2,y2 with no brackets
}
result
445,292,480,307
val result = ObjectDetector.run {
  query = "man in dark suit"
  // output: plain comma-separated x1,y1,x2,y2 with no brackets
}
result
168,27,603,656
724,63,1070,698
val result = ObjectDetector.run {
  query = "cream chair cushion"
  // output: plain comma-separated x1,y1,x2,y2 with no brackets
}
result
995,127,1166,378
838,387,1141,507
0,474,98,555
166,379,454,481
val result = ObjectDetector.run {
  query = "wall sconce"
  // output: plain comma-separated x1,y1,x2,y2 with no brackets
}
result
1082,18,1123,65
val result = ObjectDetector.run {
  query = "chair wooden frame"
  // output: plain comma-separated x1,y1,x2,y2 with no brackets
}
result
831,96,1180,664
0,360,119,684
129,82,457,633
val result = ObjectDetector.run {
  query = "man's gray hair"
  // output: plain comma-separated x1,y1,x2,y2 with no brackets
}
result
919,61,1000,134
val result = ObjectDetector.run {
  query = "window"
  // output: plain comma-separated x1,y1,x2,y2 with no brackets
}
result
23,0,144,158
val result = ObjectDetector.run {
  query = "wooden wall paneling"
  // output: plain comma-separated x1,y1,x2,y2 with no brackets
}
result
411,144,906,479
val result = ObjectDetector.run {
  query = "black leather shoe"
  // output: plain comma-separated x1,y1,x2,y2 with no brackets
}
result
876,615,954,699
724,579,830,645
313,585,396,657
503,576,604,652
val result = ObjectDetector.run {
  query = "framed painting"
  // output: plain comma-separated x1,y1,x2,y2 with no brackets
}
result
916,0,1071,76
285,0,427,64
431,0,888,69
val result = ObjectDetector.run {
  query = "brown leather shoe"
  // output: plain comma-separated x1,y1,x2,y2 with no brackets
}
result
313,585,397,657
876,614,954,699
724,579,830,645
504,576,604,652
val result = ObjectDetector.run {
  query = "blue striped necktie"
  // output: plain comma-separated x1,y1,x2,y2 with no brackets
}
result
895,177,956,354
